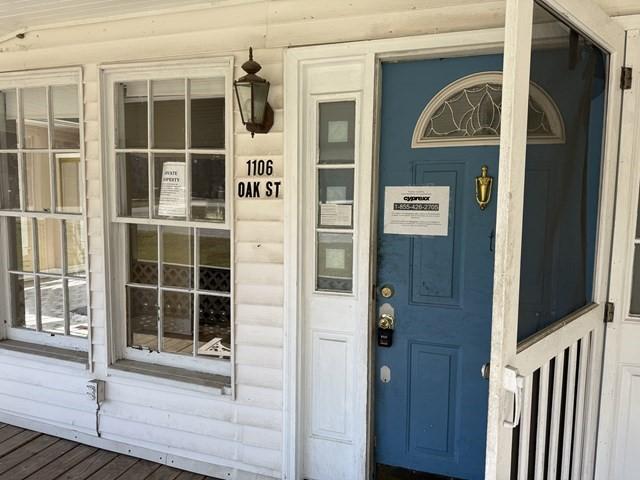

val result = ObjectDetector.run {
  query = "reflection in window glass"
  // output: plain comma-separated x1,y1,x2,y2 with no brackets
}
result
317,232,353,292
0,89,18,149
153,79,185,149
52,85,80,149
118,152,149,218
0,153,20,210
40,278,65,335
191,78,225,149
119,81,148,148
9,217,34,272
192,154,225,222
127,286,158,350
10,274,37,330
23,87,49,149
199,229,230,292
129,224,158,285
66,220,86,277
68,278,88,337
37,219,62,275
25,152,52,212
197,295,231,358
518,6,607,341
56,154,82,213
162,226,192,289
319,101,355,164
154,153,186,219
162,290,193,355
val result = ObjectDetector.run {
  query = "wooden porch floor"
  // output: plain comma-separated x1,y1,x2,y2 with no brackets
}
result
0,423,219,480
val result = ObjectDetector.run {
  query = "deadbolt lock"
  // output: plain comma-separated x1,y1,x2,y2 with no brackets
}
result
380,285,394,298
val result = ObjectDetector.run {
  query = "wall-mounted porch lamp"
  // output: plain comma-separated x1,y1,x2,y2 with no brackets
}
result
234,47,274,137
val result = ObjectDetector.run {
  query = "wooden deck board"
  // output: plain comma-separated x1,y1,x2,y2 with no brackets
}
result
0,425,223,480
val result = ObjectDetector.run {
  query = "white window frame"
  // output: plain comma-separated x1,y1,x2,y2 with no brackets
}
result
101,58,234,377
0,67,88,352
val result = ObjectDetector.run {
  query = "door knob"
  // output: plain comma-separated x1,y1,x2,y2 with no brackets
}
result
378,313,395,330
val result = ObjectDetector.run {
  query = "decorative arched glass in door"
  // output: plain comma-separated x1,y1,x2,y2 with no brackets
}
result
411,71,565,148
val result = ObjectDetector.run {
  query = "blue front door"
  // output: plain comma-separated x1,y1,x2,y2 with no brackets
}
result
375,56,503,479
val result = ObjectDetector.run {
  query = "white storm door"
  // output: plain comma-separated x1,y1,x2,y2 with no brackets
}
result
486,1,625,479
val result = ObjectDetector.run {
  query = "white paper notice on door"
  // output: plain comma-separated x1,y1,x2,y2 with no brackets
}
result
320,203,352,227
383,186,450,236
158,161,186,217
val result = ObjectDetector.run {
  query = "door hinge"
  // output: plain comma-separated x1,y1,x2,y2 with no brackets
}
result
604,301,615,323
621,66,633,90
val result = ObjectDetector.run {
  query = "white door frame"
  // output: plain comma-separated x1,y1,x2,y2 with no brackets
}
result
595,25,640,479
283,2,625,478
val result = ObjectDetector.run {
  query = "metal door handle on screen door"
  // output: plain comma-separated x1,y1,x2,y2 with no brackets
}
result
503,366,524,428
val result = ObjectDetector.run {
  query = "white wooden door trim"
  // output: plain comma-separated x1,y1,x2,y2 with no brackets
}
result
595,29,640,480
284,26,508,480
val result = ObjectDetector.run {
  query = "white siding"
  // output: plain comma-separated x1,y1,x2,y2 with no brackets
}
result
0,0,633,478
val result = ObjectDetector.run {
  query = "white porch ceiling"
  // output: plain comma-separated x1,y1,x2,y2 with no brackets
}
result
0,0,638,41
0,0,228,37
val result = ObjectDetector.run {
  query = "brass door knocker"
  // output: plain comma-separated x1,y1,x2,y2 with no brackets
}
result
475,165,493,210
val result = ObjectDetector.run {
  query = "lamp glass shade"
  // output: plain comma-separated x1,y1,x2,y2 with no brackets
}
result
235,81,253,125
251,82,269,124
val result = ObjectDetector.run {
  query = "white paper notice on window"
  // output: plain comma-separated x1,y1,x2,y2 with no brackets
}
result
158,162,186,217
320,203,352,227
383,186,450,236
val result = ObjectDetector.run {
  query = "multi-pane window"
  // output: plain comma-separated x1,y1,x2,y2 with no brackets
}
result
316,100,357,293
0,72,87,346
108,63,232,371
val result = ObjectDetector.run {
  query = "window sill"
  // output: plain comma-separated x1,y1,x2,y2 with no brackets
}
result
0,339,88,369
109,359,232,396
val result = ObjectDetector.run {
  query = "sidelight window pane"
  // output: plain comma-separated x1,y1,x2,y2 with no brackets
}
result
127,286,158,350
22,87,48,149
24,152,51,212
162,290,193,355
10,274,37,330
318,168,354,229
52,85,80,149
153,79,185,149
118,81,148,148
191,154,225,221
118,152,149,218
0,89,17,149
190,78,225,149
319,101,355,164
0,153,20,210
317,232,353,292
